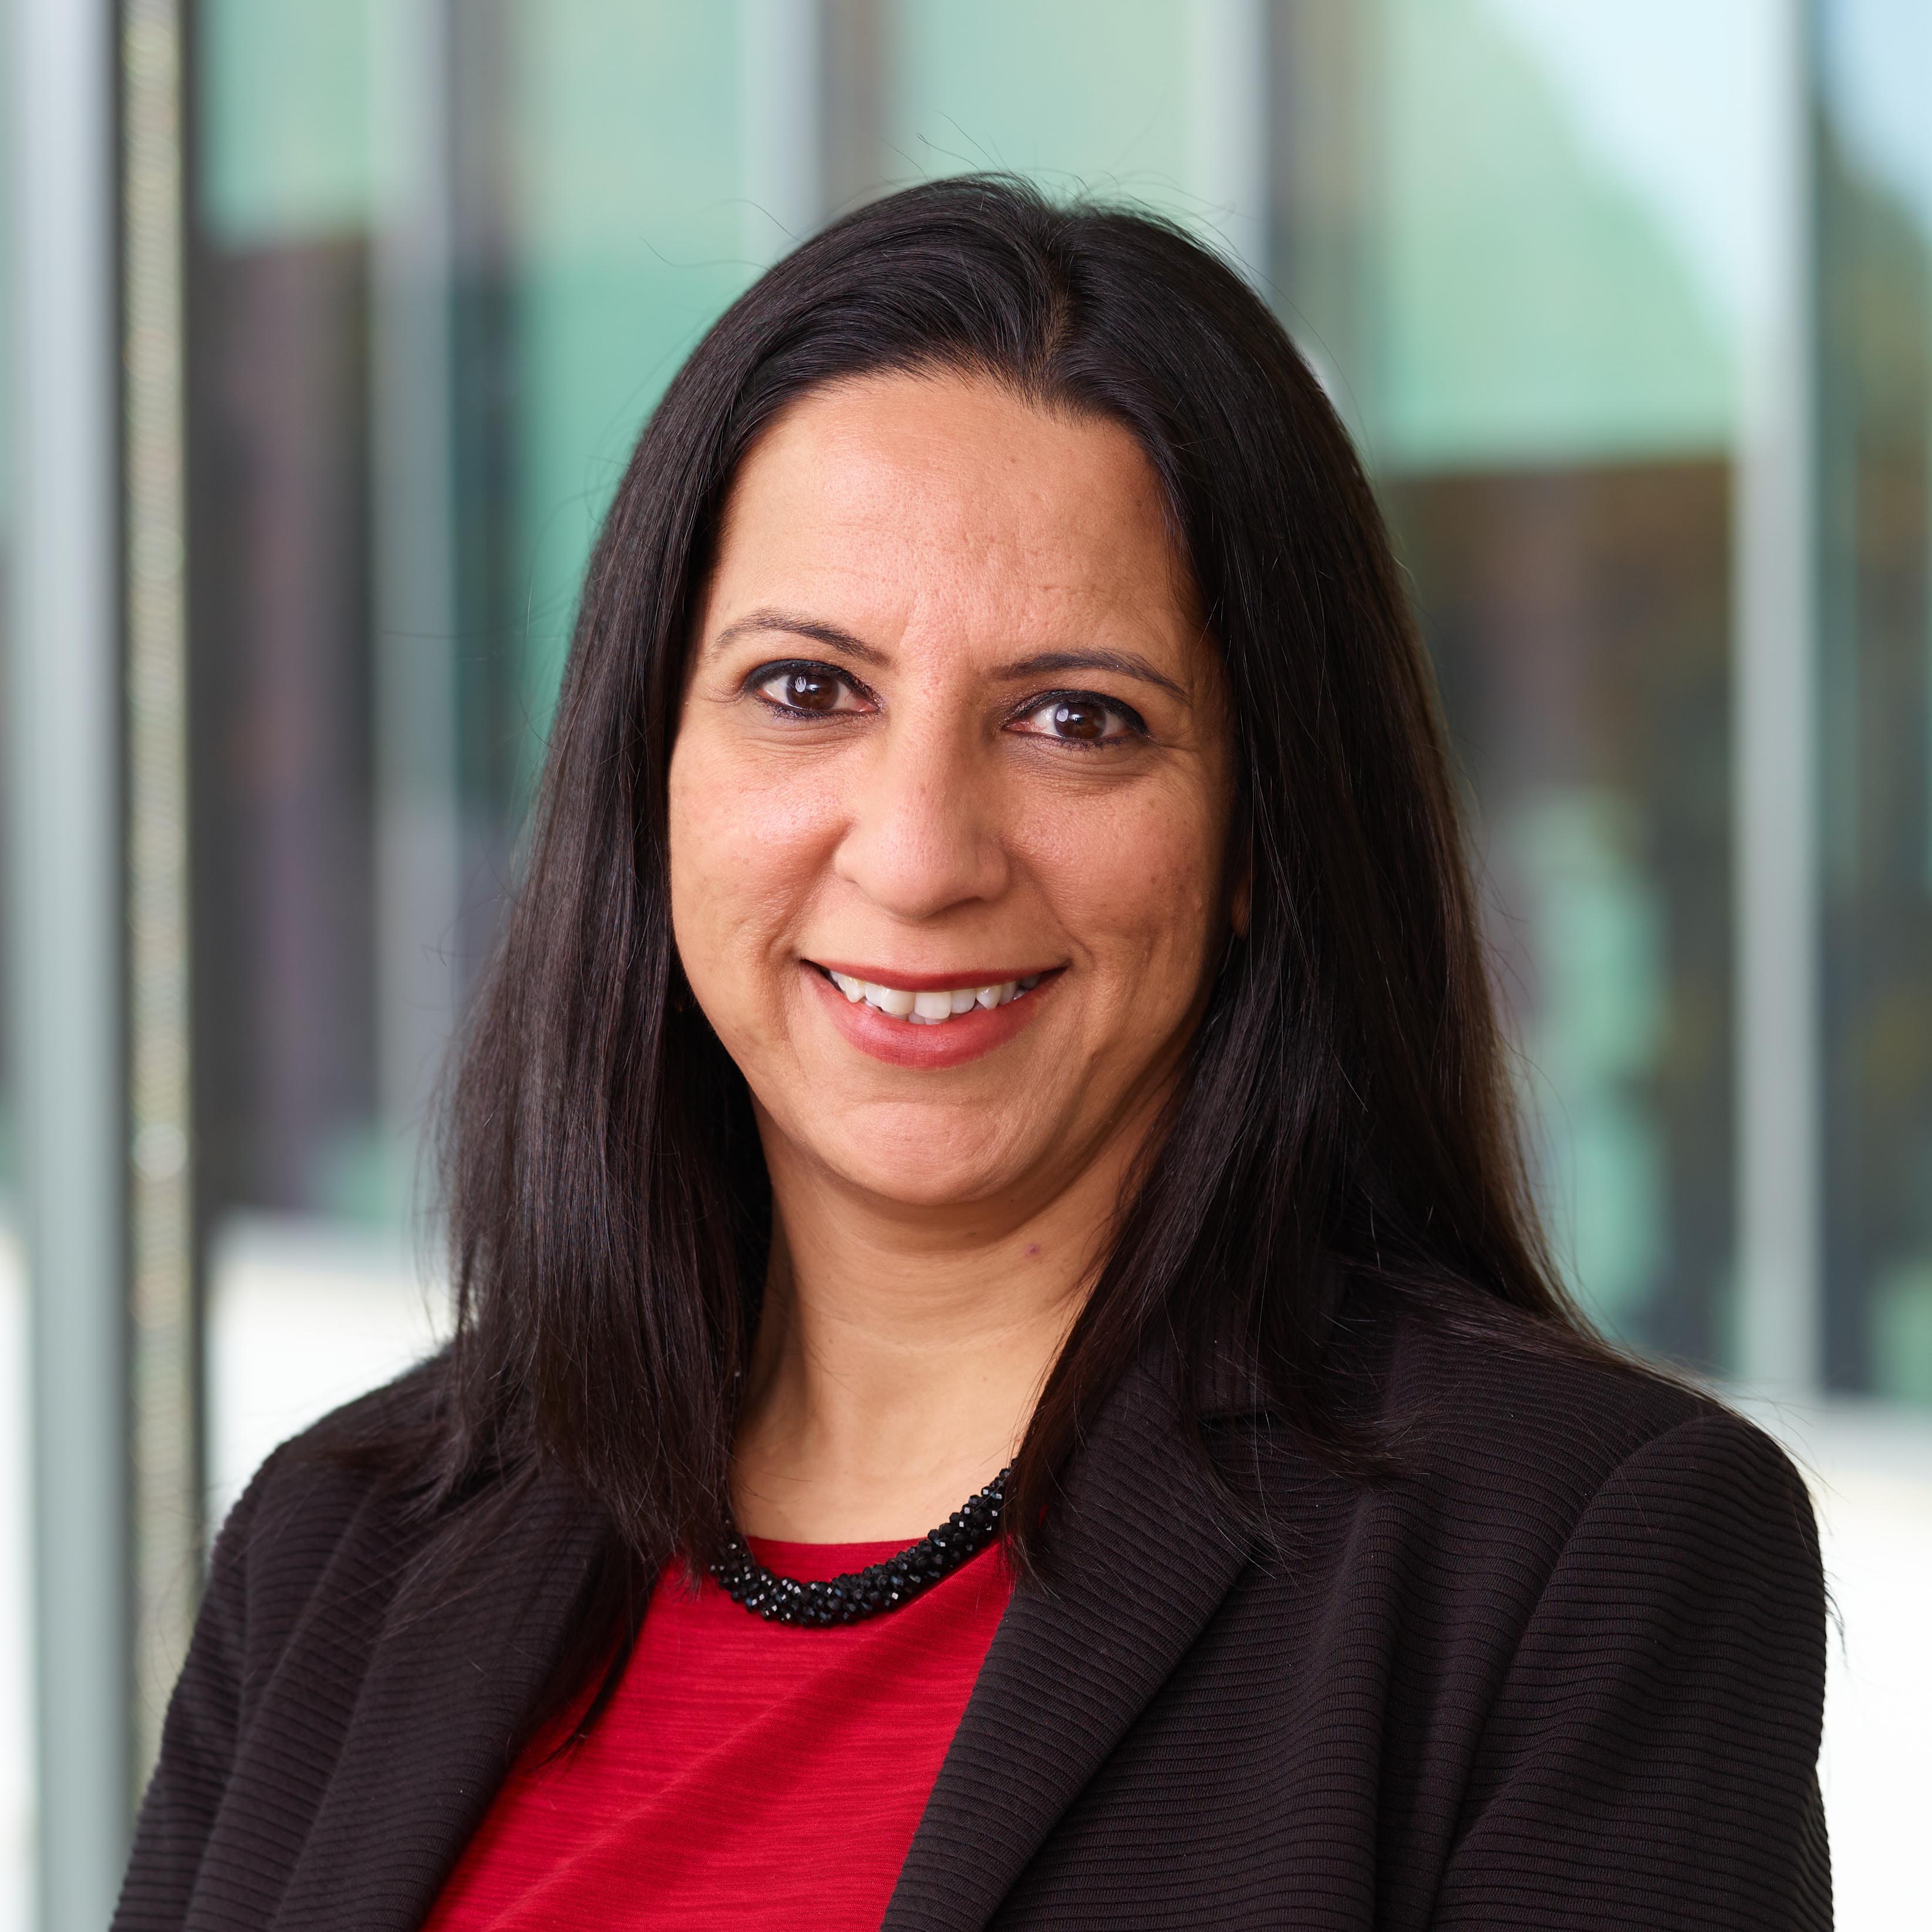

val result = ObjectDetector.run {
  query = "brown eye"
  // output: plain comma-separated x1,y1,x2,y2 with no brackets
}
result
1011,690,1143,746
781,670,841,711
752,662,859,714
1049,700,1109,742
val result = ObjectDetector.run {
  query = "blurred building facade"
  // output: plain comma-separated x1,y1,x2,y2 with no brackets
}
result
3,1,1931,1927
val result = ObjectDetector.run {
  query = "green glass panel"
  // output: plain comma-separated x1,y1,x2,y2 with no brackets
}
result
887,0,1191,213
198,0,376,246
508,0,749,742
1374,0,1732,469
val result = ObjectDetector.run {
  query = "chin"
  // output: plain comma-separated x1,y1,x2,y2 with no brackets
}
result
797,1099,1041,1211
849,1167,1010,1213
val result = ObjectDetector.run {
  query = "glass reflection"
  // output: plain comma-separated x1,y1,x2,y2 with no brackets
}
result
180,0,1932,1439
1284,0,1755,1363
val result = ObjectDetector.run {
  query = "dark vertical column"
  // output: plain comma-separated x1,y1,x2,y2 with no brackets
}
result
1734,0,1822,1393
123,0,200,1789
449,0,526,998
371,0,462,1203
823,0,888,215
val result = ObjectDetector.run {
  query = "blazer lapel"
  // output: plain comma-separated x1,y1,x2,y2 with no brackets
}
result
884,1362,1258,1932
269,1470,610,1931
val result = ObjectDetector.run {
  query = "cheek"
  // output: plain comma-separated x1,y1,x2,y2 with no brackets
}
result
667,729,842,1004
1022,780,1224,995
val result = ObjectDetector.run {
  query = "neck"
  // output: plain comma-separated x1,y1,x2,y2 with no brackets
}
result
730,1108,1153,1542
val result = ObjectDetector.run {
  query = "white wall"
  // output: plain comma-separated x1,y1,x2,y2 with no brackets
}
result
202,1213,449,1529
1748,1396,1932,1926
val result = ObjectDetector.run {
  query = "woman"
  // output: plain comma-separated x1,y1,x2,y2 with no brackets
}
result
117,177,1827,1930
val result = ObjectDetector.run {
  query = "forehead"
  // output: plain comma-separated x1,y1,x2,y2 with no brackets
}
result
705,373,1194,641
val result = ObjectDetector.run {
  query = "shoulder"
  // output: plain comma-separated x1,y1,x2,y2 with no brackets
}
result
212,1357,459,1663
1306,1286,1820,1608
1399,1292,1800,1479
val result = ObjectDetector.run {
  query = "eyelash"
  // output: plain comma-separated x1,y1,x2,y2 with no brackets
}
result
744,660,1149,746
746,659,876,719
1008,688,1147,746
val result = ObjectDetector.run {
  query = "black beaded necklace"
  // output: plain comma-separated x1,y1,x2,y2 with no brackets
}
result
711,1469,1009,1627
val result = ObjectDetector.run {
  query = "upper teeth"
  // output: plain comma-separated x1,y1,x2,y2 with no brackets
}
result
826,971,1043,1024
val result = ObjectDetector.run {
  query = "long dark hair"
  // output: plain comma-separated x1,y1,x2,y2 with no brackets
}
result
424,175,1597,1602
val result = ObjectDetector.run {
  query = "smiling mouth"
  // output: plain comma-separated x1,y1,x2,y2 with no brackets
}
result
813,965,1048,1025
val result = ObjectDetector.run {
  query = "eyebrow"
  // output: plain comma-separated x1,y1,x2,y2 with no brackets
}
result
708,610,1188,701
709,610,889,667
994,649,1187,702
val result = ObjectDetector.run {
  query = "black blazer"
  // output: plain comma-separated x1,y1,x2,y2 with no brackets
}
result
115,1288,1830,1930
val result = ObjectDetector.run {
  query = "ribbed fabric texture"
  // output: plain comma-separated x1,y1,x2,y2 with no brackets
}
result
115,1289,1830,1931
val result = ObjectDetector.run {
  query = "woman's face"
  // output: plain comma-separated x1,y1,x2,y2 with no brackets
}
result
669,373,1234,1219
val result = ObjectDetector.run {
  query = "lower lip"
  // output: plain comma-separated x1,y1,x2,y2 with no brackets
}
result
803,965,1056,1069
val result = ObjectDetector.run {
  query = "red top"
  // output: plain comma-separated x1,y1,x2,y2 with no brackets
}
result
421,1534,1013,1930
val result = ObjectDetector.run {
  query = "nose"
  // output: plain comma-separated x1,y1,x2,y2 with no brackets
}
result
832,721,1009,920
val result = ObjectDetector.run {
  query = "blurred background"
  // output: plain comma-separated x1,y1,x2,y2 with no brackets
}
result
3,0,1930,1925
